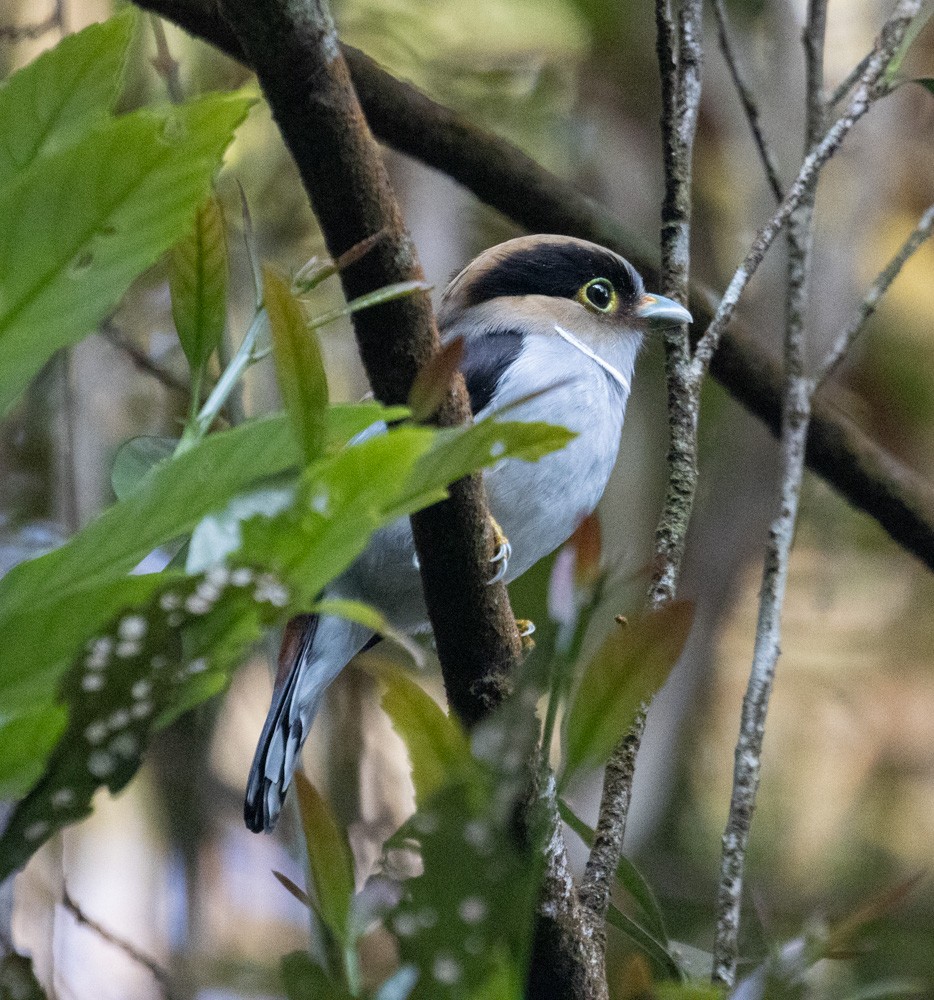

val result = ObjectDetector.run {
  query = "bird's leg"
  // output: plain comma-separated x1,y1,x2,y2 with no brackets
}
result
487,515,512,585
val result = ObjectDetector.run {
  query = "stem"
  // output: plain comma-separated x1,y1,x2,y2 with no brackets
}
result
711,0,784,203
712,1,826,982
817,202,934,384
175,307,268,453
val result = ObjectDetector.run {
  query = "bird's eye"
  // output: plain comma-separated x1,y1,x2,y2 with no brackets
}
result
579,278,617,313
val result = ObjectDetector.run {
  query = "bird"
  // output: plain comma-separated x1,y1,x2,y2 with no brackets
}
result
244,234,692,833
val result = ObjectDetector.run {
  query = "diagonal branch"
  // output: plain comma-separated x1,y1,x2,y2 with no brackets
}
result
817,202,934,384
132,0,934,578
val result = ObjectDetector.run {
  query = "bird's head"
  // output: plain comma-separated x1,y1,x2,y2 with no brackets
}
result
437,235,692,348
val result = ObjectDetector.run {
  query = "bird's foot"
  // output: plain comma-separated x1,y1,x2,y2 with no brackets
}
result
487,516,511,585
515,618,536,651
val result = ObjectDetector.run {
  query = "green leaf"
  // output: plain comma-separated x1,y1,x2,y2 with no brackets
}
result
0,13,134,189
366,658,473,804
562,602,693,783
885,5,934,83
265,265,328,464
395,415,575,517
169,194,229,376
0,706,67,799
294,772,355,945
912,77,934,95
110,436,178,499
0,91,254,414
606,903,681,980
0,409,387,713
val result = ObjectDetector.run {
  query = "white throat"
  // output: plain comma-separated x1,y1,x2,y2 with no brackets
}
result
552,324,631,394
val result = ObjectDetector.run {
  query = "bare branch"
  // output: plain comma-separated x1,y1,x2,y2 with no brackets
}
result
0,0,65,41
828,50,876,108
99,321,191,398
711,0,784,203
63,886,174,995
692,0,922,372
817,202,934,384
579,0,703,952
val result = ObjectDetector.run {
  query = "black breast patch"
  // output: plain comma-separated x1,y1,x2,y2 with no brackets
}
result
459,331,525,416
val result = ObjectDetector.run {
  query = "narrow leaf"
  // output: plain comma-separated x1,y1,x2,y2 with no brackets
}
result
294,772,355,944
606,904,681,980
912,77,934,94
169,194,229,374
0,13,134,188
365,658,473,804
562,602,693,782
273,870,312,908
0,91,254,414
407,336,465,423
558,799,670,946
281,951,353,1000
265,265,329,464
313,598,425,667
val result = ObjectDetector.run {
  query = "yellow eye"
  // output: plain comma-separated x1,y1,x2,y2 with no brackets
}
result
578,278,617,313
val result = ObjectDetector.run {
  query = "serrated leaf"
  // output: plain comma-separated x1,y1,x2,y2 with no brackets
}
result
111,436,178,499
0,91,254,415
365,658,473,804
169,194,229,376
294,772,355,944
265,265,328,464
0,13,134,189
562,602,693,783
0,406,403,714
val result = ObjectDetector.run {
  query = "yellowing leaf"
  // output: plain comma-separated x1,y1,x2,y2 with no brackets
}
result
265,265,328,464
294,772,355,944
562,602,693,783
169,194,229,376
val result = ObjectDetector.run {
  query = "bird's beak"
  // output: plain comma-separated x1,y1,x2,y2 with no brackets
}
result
636,293,693,329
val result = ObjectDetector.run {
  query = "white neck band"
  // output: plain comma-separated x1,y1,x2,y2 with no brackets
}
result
553,324,630,394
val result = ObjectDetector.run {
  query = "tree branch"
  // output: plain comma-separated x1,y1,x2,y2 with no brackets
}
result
817,202,934,384
213,0,521,729
711,0,784,203
132,0,934,578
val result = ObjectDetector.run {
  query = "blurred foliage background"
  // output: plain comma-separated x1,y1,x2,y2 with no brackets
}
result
2,0,934,997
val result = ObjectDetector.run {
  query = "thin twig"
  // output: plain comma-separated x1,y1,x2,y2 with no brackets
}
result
712,1,826,983
578,0,703,944
711,0,784,203
99,321,191,397
817,202,934,384
693,0,922,372
62,886,174,995
149,15,185,104
828,50,874,108
0,0,65,41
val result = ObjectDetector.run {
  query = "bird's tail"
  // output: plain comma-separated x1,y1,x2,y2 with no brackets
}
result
244,614,318,833
244,612,375,833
